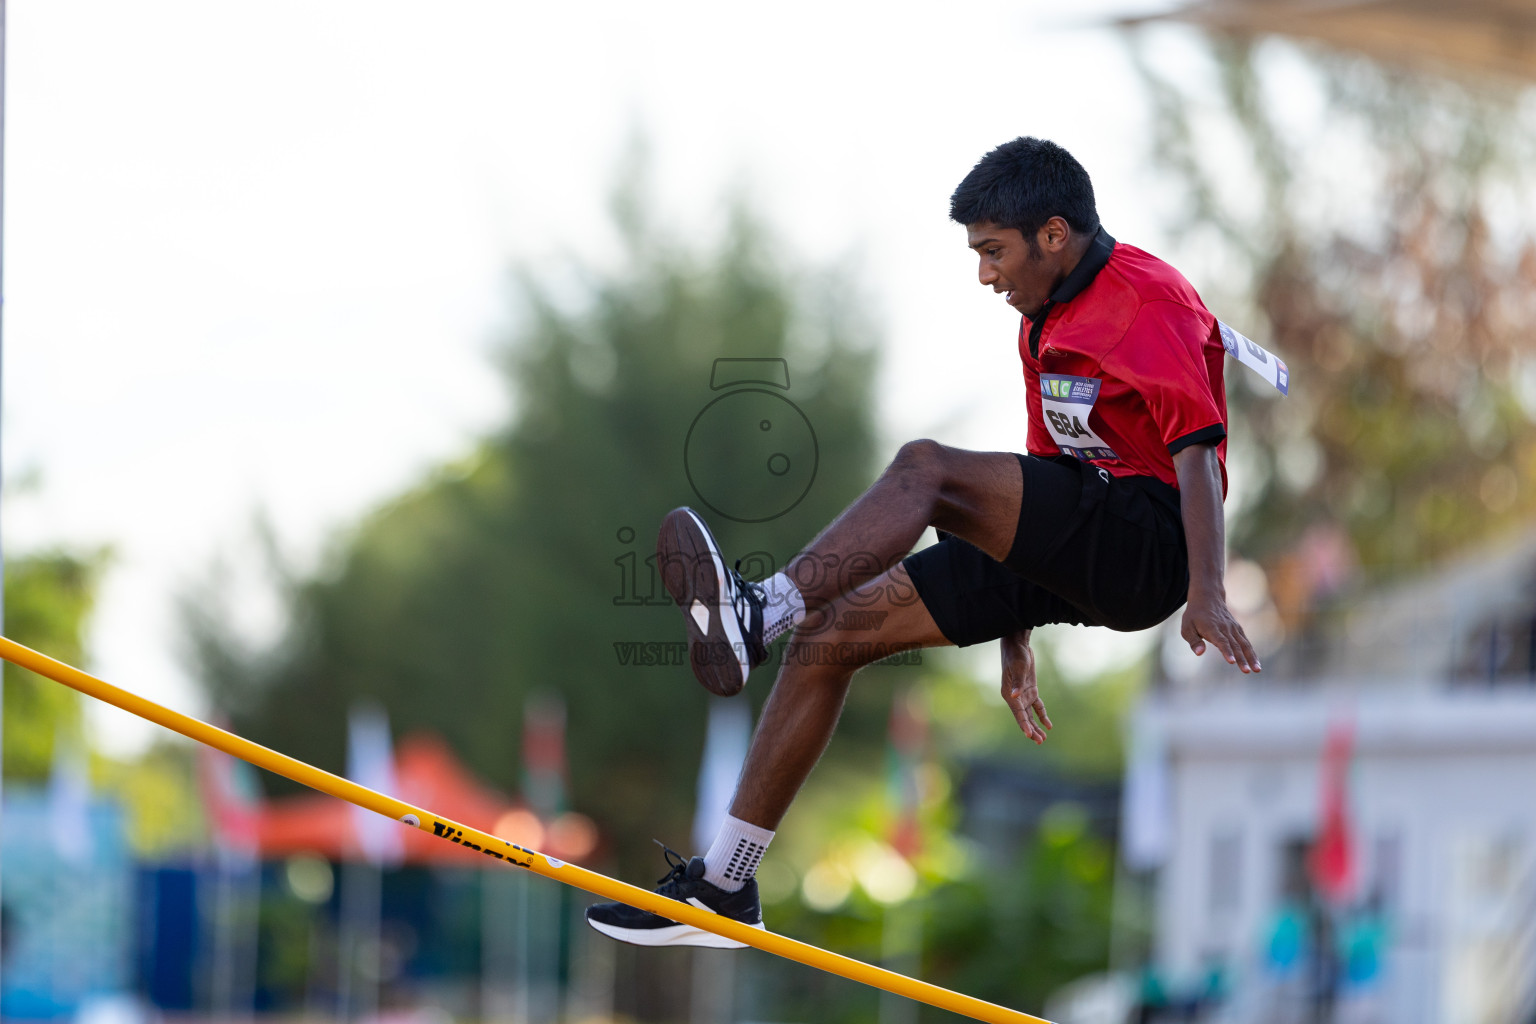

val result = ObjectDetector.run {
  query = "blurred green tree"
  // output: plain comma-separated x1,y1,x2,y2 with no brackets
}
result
3,548,108,781
922,801,1115,1019
1128,31,1536,616
184,183,888,882
100,740,206,858
1,543,203,856
728,660,1127,1022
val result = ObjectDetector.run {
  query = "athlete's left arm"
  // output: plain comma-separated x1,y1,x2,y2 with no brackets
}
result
1174,442,1261,673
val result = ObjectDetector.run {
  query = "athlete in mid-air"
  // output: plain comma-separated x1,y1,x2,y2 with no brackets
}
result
587,137,1275,947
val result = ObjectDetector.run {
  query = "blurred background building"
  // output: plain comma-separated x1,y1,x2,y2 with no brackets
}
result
1130,530,1536,1024
1104,5,1536,1022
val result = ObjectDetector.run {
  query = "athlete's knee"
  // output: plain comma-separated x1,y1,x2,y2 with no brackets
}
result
892,438,947,469
886,439,949,491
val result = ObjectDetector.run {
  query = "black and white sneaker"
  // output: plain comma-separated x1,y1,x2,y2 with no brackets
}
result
657,507,768,696
584,846,766,948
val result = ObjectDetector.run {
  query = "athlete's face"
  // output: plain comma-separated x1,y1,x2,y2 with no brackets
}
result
967,219,1069,318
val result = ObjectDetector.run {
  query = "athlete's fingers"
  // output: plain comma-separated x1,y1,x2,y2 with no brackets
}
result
1210,621,1265,674
1034,697,1053,731
1240,629,1261,672
1031,696,1053,734
1205,615,1257,673
1198,620,1247,669
1181,611,1206,656
1020,676,1049,743
1002,678,1045,744
1230,622,1261,673
1204,627,1241,667
1009,696,1043,743
1012,689,1044,743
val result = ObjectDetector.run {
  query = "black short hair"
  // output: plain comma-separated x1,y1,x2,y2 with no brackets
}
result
949,137,1099,238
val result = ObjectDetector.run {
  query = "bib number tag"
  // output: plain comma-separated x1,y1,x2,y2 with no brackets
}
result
1040,374,1119,461
1219,322,1289,395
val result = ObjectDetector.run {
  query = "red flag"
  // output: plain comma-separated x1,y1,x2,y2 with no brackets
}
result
522,693,569,817
198,740,260,856
1308,717,1355,903
886,689,926,861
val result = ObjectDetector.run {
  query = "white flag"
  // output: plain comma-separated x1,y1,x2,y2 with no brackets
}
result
693,697,752,854
1121,716,1172,871
48,731,92,866
348,702,403,866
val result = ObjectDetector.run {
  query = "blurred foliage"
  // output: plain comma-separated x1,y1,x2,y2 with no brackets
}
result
924,801,1115,1017
1,543,204,857
925,643,1145,780
3,548,108,781
739,666,1124,1020
255,877,326,1010
750,787,1114,1023
96,740,206,858
922,659,1124,1014
1129,30,1536,606
184,179,889,884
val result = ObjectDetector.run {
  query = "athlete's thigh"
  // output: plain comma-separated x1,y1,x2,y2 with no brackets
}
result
903,532,1094,649
927,446,1024,563
797,563,951,662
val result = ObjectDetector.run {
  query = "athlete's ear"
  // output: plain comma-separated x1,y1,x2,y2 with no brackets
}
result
1038,216,1071,255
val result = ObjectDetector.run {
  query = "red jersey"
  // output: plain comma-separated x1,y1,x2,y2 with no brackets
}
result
1020,228,1228,493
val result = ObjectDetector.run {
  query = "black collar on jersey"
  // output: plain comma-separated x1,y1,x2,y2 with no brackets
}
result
1025,225,1117,359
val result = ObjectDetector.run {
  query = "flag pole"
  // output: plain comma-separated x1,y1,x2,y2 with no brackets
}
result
0,634,1053,1024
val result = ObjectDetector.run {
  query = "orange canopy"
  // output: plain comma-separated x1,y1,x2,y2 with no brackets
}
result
253,732,595,865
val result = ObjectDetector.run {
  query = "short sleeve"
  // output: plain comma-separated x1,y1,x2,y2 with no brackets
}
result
1104,300,1226,453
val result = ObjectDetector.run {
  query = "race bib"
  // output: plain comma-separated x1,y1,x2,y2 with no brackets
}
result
1219,322,1289,395
1040,374,1119,462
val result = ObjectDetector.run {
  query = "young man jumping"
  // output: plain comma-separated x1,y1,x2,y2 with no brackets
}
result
586,136,1263,948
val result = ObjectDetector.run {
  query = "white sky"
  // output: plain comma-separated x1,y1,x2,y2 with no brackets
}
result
4,0,1194,754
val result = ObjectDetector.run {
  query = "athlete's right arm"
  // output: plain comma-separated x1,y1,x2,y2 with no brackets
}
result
1001,628,1052,744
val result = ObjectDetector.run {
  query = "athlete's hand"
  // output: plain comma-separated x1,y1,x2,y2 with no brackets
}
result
1181,594,1261,674
1001,629,1052,743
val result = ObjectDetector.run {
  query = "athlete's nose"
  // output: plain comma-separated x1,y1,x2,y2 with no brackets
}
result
978,258,999,288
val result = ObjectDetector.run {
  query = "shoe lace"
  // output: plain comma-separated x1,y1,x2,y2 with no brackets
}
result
652,840,692,893
730,562,769,666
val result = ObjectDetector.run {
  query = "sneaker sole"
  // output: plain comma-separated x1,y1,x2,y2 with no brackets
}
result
657,507,750,696
585,916,763,949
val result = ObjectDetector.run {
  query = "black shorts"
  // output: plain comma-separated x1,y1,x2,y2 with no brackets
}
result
903,454,1190,647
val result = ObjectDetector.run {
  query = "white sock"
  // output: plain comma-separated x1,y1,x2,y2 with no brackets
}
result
702,814,776,892
759,572,806,644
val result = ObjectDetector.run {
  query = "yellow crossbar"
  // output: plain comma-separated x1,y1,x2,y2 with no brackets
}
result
0,635,1051,1024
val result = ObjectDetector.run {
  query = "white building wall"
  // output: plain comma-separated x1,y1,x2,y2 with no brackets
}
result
1138,688,1536,1024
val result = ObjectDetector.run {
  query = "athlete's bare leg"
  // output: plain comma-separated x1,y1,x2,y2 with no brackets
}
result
784,441,1022,609
583,570,940,946
729,563,949,829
